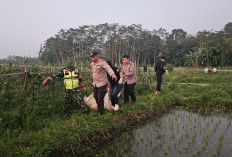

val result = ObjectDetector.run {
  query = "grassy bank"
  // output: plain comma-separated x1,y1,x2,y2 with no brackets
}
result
0,68,232,156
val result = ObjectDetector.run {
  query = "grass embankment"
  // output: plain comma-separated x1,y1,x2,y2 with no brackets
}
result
0,68,232,156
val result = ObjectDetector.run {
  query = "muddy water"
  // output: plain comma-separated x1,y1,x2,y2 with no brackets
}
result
86,108,232,157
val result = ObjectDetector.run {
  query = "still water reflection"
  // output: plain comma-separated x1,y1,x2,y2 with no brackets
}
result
85,108,232,157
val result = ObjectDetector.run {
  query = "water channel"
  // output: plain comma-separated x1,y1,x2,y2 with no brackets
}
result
85,107,232,157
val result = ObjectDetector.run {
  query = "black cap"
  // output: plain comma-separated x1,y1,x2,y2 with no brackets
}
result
161,56,165,59
90,51,98,58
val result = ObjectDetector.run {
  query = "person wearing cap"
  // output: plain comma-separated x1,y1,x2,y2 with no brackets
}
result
154,56,166,95
121,54,138,104
42,61,89,114
90,51,117,115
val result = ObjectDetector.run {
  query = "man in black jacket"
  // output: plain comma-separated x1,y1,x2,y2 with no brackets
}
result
106,61,123,110
154,56,166,95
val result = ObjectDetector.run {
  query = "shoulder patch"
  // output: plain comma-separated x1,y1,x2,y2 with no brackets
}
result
100,59,106,62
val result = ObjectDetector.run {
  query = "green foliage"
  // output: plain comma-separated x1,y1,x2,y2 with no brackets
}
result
98,54,111,61
76,54,91,64
0,63,21,74
40,23,232,67
165,64,174,72
0,56,37,65
0,67,232,156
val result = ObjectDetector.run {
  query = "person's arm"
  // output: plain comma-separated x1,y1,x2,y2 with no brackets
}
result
102,60,117,80
121,65,127,78
78,72,87,91
124,63,135,76
118,72,123,84
42,69,64,85
121,66,125,75
160,62,165,73
42,77,53,85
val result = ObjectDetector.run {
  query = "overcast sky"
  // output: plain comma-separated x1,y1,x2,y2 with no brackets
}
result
0,0,231,59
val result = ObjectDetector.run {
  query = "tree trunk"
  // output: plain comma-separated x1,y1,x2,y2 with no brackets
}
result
59,50,64,64
111,42,114,63
118,39,121,66
73,50,76,66
143,54,146,66
114,42,117,65
118,50,121,66
55,53,61,65
81,42,83,56
137,57,140,67
153,55,156,67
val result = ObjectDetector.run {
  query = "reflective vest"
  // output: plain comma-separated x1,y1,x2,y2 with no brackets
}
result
63,68,79,89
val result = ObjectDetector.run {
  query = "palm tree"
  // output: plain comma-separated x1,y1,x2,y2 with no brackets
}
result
184,49,203,67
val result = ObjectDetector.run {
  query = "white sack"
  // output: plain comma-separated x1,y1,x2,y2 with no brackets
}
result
84,92,112,110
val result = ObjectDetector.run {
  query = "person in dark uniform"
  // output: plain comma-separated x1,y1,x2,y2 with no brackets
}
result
154,56,166,95
106,61,123,111
144,65,147,72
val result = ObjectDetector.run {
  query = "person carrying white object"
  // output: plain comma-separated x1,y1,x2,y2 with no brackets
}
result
90,51,117,115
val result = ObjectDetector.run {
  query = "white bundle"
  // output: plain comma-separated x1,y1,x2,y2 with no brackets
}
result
83,92,112,110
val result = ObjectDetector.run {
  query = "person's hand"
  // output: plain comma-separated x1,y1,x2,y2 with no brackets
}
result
120,72,125,78
82,87,87,91
111,74,117,81
42,77,52,85
118,78,123,84
120,72,123,78
42,80,47,86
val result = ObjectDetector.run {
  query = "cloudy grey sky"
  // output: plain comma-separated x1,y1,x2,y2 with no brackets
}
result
0,0,231,59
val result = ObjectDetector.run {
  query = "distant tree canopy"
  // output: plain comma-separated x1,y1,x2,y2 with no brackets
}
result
39,22,232,67
0,56,37,66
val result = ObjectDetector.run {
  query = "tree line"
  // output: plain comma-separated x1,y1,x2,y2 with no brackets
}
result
0,56,37,66
40,22,232,67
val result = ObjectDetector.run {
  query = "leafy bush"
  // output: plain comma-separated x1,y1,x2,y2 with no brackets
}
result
165,64,174,72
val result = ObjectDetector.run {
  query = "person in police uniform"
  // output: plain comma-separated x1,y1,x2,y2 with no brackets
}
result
90,51,117,115
121,54,137,104
42,61,89,114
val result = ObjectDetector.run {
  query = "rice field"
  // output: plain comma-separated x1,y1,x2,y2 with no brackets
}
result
86,107,232,157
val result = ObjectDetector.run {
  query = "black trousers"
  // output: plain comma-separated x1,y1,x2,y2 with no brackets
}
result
156,73,163,91
93,84,107,113
124,82,136,103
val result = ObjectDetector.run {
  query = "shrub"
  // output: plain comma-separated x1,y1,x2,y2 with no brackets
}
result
165,64,174,72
